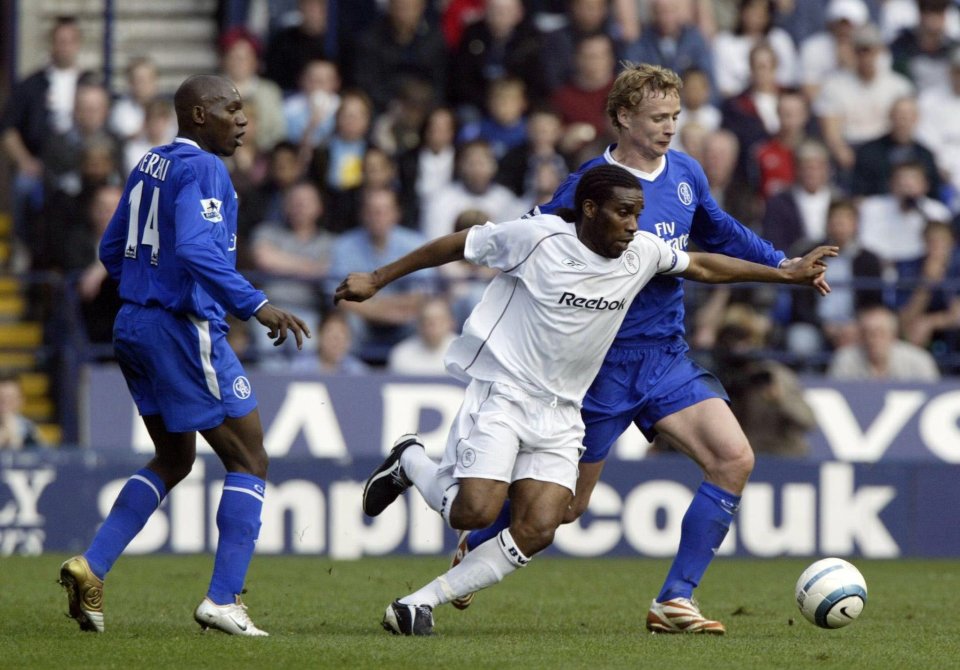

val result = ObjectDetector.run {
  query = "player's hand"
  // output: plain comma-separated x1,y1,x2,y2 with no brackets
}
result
254,304,311,349
334,272,379,304
781,246,838,295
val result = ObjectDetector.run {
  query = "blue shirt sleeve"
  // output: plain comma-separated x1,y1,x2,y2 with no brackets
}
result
688,163,786,267
173,173,267,320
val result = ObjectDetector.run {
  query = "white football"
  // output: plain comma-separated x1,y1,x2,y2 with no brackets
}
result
795,557,867,629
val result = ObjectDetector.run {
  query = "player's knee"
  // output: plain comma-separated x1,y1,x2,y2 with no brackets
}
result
509,520,557,556
707,439,754,491
562,497,589,524
154,452,195,486
450,499,500,529
246,448,269,479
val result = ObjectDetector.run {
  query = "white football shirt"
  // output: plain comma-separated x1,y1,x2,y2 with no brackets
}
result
445,214,689,405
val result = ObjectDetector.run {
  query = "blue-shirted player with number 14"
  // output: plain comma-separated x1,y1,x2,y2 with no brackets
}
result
58,74,309,636
448,63,830,633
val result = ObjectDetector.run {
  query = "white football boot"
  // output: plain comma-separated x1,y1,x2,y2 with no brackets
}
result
194,596,269,636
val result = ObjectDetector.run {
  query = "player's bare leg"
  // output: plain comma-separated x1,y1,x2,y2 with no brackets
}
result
644,398,753,634
384,478,570,635
192,409,270,636
60,417,195,633
562,460,606,523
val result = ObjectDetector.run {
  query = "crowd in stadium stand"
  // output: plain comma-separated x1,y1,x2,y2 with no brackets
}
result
3,0,960,380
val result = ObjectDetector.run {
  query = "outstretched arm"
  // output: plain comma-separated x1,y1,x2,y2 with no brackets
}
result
681,245,838,293
334,230,469,304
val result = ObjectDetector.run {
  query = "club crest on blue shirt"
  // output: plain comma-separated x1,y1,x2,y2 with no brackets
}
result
200,197,224,222
622,249,640,274
233,375,252,399
677,181,693,206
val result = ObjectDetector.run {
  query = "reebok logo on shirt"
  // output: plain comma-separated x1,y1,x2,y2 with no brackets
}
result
558,292,626,310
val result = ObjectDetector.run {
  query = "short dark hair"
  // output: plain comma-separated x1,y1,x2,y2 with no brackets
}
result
573,164,641,213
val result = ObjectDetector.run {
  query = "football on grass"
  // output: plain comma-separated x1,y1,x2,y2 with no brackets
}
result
795,557,867,629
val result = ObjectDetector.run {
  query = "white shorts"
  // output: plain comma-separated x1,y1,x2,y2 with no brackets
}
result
437,379,584,493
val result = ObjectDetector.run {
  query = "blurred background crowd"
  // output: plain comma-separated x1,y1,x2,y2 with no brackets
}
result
2,0,959,450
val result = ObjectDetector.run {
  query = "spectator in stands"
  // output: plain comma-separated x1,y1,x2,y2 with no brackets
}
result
41,85,123,268
701,129,754,225
498,106,569,200
288,310,370,375
43,80,121,210
282,59,341,150
449,0,545,117
421,139,525,241
799,0,870,101
264,0,336,92
439,209,499,329
916,47,960,209
222,102,269,199
852,94,940,197
236,141,305,247
787,198,884,355
441,0,486,50
370,77,437,158
815,22,914,176
346,0,447,115
828,304,941,380
761,140,836,253
387,297,458,375
46,139,123,271
219,27,286,152
251,181,334,359
123,99,176,174
720,42,781,187
890,0,957,92
1,16,86,254
712,320,816,457
540,0,613,93
0,372,46,451
549,33,618,154
359,146,412,228
398,106,458,232
459,77,529,161
858,159,951,279
109,56,165,142
751,89,812,200
674,67,720,155
309,89,374,233
62,184,124,347
328,187,436,365
713,0,799,99
898,220,960,351
620,0,715,97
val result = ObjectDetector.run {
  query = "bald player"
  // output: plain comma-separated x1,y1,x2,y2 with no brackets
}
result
58,74,309,636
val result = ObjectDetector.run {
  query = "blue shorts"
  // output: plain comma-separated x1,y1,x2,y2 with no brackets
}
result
113,304,258,432
580,338,728,463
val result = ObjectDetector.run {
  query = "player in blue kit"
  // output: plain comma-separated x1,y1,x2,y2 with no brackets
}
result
58,75,309,636
452,63,830,633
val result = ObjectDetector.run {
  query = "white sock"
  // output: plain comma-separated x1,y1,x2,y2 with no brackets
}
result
401,446,458,524
399,529,530,608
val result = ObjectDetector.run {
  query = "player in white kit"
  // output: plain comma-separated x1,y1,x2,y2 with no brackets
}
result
335,164,835,636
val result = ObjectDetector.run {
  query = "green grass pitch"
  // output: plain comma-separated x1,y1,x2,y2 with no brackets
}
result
3,555,958,669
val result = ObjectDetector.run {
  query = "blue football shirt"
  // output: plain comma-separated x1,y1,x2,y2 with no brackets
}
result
100,138,267,324
535,147,786,345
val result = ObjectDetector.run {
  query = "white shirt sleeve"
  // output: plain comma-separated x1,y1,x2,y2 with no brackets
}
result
637,231,690,275
464,217,565,273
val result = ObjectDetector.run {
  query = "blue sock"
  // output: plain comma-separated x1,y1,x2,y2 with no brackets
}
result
207,473,265,605
84,468,167,580
657,481,740,602
465,500,511,551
